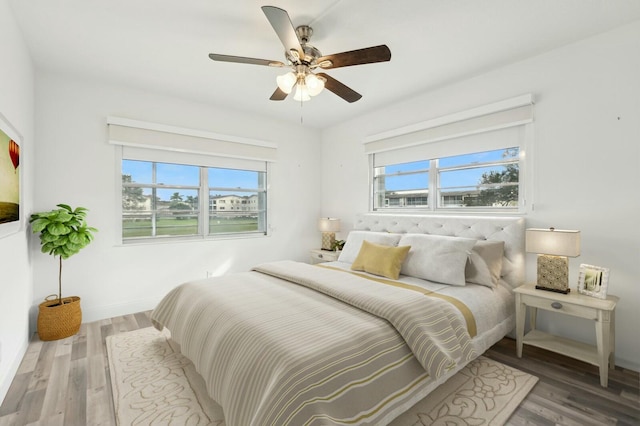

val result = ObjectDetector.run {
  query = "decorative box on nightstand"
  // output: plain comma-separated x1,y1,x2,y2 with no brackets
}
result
309,249,340,264
514,283,618,387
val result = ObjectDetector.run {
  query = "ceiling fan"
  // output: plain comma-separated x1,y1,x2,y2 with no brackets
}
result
208,5,391,103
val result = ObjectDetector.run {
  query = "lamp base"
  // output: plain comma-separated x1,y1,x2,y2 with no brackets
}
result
536,254,570,294
535,285,571,294
321,232,335,251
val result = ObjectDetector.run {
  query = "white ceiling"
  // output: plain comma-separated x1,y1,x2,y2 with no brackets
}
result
9,0,640,129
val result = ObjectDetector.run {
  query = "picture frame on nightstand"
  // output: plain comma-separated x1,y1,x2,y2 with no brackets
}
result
577,263,609,299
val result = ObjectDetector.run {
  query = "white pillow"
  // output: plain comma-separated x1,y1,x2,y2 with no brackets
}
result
399,234,476,286
338,231,402,264
466,240,505,288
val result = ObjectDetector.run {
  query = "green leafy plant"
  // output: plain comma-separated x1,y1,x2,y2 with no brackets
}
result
30,204,98,306
331,239,346,251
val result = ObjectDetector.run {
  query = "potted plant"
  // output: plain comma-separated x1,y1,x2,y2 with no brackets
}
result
331,239,346,252
30,204,97,341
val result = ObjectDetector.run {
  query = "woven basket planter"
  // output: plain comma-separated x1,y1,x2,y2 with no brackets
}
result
37,296,82,341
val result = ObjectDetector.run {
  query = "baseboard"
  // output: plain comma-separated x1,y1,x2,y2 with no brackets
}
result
0,339,28,406
80,296,163,324
616,357,639,373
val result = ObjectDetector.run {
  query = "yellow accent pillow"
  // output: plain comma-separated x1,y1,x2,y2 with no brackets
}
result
351,240,411,280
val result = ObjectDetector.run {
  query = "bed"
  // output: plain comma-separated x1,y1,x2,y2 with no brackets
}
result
151,213,525,425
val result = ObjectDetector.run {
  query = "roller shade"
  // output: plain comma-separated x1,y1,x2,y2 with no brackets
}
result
374,125,524,167
365,94,533,165
107,117,277,166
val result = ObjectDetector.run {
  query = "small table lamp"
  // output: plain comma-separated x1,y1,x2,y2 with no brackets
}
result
318,217,340,251
526,227,581,293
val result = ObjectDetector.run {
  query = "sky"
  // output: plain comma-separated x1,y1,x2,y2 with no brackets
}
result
382,147,518,191
122,160,262,201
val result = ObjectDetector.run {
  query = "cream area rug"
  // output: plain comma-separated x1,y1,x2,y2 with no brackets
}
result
107,327,538,426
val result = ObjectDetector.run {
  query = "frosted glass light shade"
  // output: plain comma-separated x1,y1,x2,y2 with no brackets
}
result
293,83,310,102
276,72,296,94
305,74,325,96
526,228,580,257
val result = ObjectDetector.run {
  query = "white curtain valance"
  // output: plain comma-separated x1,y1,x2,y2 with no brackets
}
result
364,94,533,156
107,117,277,163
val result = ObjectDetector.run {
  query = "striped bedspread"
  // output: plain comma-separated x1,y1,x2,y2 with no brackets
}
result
151,260,477,426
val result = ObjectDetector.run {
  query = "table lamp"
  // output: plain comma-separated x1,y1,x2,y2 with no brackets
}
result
526,227,580,293
318,217,340,251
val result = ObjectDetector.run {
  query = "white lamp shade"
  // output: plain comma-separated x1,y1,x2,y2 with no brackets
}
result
526,228,581,257
305,74,325,96
318,217,340,232
276,72,296,94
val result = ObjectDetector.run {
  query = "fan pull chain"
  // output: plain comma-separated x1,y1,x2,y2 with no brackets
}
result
300,98,304,124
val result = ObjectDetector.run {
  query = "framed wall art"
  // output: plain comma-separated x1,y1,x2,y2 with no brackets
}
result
577,263,610,299
0,112,22,239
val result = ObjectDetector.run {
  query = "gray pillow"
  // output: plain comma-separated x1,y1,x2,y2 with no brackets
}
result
465,240,505,288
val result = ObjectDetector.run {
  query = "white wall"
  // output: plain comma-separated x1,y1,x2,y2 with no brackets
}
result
31,72,322,326
0,0,34,403
321,21,640,370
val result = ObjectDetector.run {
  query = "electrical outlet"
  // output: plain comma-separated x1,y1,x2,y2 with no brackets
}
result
206,271,215,278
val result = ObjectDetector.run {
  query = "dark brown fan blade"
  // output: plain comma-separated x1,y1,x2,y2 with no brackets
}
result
317,45,391,69
261,6,303,58
270,87,289,101
316,73,362,103
208,53,285,67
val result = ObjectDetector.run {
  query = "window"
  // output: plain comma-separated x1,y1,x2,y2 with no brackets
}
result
373,147,520,211
438,148,519,209
366,95,533,213
122,160,267,241
208,168,266,235
109,117,276,243
373,160,429,209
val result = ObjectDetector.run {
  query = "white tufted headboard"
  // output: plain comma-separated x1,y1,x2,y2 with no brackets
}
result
353,213,526,289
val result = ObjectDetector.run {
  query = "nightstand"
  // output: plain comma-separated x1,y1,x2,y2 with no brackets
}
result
310,249,340,264
514,283,618,387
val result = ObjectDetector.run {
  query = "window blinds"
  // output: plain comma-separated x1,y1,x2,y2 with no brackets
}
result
365,94,533,167
107,117,277,171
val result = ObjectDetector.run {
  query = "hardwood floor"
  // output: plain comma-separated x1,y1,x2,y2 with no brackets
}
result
1,311,638,425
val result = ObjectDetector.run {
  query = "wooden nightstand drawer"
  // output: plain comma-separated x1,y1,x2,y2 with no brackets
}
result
519,293,597,319
310,249,340,264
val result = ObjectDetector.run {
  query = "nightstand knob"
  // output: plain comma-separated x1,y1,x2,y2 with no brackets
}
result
551,302,563,309
318,253,323,259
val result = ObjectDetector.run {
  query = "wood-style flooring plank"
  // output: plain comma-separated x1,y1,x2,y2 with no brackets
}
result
0,373,29,417
1,311,638,425
63,358,86,426
39,353,71,419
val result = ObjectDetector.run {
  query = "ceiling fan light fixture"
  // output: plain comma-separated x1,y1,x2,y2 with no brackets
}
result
293,83,311,102
276,71,297,94
305,73,325,96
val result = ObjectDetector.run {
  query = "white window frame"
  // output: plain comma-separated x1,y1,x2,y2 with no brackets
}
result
109,117,275,244
365,94,534,214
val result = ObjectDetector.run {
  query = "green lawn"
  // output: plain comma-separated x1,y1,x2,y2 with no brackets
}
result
123,217,259,238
